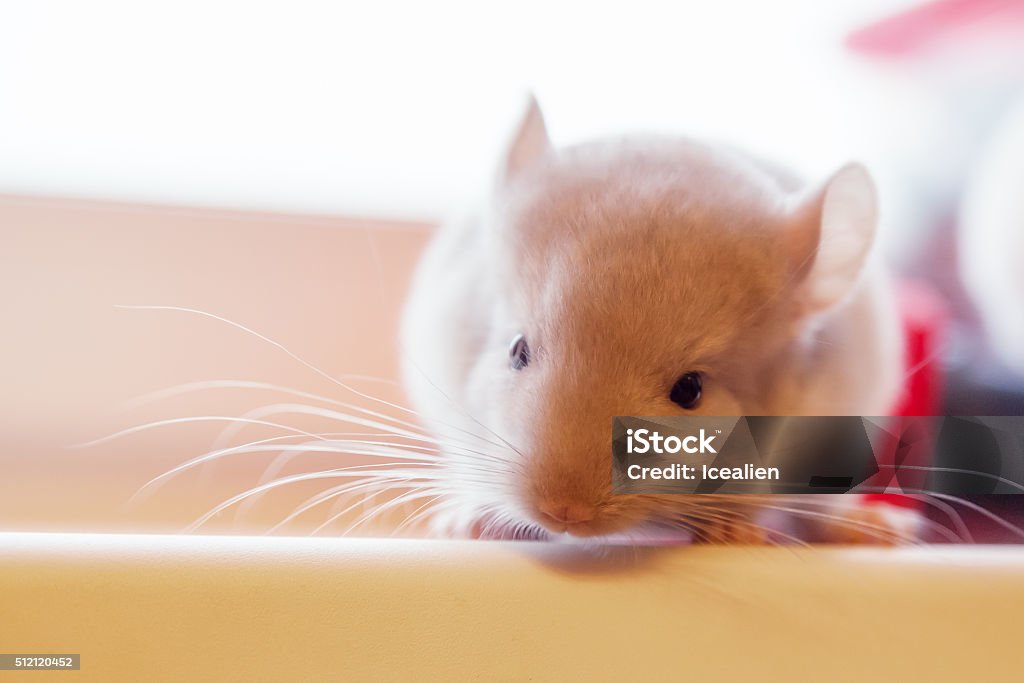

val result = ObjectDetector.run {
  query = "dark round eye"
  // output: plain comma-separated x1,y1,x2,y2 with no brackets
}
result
509,334,530,370
670,372,702,409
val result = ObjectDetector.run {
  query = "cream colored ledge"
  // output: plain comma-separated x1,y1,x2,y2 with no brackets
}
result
1,533,1020,682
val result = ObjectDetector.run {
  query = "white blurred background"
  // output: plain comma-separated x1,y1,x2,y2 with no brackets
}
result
0,0,965,220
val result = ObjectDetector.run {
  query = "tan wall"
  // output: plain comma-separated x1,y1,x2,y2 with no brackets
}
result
0,194,432,534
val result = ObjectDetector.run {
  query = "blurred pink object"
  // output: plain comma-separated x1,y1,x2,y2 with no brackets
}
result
846,0,1024,58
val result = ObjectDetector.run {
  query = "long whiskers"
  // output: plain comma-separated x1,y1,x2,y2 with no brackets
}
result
116,305,419,420
114,305,517,454
185,464,448,532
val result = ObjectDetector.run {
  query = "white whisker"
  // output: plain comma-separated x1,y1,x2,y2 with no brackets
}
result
72,415,326,450
116,304,419,420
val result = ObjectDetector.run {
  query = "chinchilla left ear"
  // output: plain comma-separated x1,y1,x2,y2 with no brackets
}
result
498,93,551,185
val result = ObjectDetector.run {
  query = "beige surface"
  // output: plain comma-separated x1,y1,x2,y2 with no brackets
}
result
1,532,1021,682
0,194,430,535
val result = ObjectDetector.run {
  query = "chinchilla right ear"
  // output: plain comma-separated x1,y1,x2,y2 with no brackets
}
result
785,162,880,314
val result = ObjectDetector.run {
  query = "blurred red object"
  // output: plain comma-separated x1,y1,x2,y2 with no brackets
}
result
865,282,948,509
892,281,948,418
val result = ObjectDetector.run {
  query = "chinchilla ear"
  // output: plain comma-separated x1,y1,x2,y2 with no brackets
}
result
786,163,880,313
499,93,551,185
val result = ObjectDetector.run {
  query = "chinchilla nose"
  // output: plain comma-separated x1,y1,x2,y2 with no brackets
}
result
538,501,596,526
